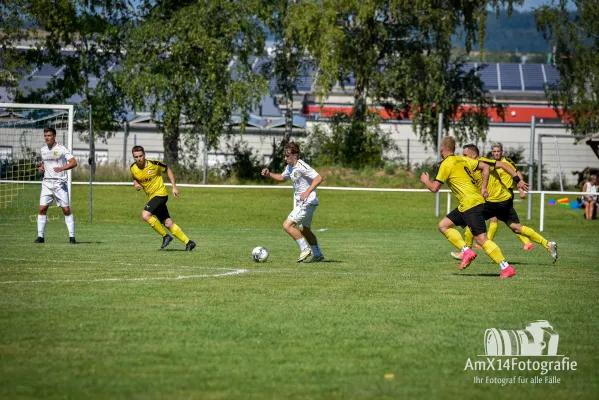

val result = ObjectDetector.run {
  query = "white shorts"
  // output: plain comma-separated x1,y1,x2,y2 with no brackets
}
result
40,180,70,207
288,201,317,227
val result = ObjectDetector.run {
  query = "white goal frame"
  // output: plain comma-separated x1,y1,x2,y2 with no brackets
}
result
0,103,74,217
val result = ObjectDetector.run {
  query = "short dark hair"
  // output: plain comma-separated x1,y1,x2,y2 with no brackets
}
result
43,127,56,136
284,141,300,155
132,145,145,154
463,143,480,156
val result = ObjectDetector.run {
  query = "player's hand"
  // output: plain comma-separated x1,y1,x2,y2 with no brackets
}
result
519,188,527,199
134,184,142,191
516,180,529,191
261,168,270,178
420,172,430,183
481,188,489,199
172,187,179,197
54,167,62,172
38,165,45,173
299,191,309,201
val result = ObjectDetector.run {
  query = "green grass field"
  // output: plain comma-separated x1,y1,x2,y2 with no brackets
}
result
1,185,598,399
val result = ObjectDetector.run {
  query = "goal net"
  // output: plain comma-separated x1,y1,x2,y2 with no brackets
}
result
0,103,74,222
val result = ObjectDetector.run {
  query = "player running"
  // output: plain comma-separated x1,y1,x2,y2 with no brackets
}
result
261,141,325,263
130,146,196,251
450,144,558,264
421,136,520,278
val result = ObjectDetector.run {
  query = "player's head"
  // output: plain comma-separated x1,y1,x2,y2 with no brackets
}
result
439,136,456,158
283,142,300,165
491,142,503,161
132,146,146,166
43,127,57,146
462,144,480,160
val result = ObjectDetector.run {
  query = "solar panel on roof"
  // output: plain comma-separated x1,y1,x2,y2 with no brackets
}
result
521,64,545,91
478,63,498,90
500,63,522,90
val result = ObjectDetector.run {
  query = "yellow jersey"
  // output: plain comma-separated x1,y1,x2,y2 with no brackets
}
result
474,157,512,203
130,160,169,199
496,157,518,189
435,155,485,212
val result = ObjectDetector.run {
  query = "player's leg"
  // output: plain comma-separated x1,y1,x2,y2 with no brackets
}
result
142,197,170,247
508,222,557,263
297,204,323,262
35,181,55,242
487,217,498,241
163,214,195,251
283,217,312,262
55,182,75,243
440,210,478,269
469,204,515,278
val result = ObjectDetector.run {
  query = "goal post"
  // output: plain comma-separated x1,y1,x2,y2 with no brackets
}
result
0,103,74,222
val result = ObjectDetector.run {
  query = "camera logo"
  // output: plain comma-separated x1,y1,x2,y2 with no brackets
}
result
484,320,559,356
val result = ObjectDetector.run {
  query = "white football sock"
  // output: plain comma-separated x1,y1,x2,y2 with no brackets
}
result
37,215,47,238
65,214,75,237
296,238,308,251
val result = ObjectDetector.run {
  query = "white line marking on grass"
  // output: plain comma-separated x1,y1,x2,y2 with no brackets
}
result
0,257,248,284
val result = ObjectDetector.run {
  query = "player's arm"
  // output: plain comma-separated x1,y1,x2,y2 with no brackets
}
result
495,160,529,191
166,167,179,197
261,168,285,182
299,174,323,201
420,172,441,193
38,161,45,173
476,161,490,198
54,157,77,172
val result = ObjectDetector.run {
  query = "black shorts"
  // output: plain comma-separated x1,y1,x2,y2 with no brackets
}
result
483,199,520,224
145,196,170,223
447,203,487,236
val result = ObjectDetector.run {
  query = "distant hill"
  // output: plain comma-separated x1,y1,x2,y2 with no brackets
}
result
453,9,552,53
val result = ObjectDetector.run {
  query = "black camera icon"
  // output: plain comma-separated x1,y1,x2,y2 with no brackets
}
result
484,320,559,356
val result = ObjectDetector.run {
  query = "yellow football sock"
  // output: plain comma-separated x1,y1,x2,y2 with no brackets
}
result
443,228,466,250
521,226,549,249
464,227,474,248
169,223,190,244
488,221,498,241
482,240,506,265
517,234,531,245
147,216,167,237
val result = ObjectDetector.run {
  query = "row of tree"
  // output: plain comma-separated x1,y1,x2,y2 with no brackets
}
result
0,0,596,167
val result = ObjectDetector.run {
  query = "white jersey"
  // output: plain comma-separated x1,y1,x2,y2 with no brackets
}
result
40,143,74,182
281,159,320,205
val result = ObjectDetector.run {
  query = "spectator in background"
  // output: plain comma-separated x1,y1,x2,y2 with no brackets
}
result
582,174,598,220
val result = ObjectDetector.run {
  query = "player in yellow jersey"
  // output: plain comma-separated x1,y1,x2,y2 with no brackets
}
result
130,146,196,251
421,136,517,278
453,144,558,263
485,143,534,250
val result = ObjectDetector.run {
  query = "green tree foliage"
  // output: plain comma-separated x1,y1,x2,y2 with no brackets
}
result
118,0,268,165
536,0,599,135
288,0,519,149
0,0,133,172
302,113,396,169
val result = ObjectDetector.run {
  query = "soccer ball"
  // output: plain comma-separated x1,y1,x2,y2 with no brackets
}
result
252,246,269,263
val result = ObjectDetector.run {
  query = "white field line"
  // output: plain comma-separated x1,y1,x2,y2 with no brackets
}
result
0,257,358,284
0,257,248,283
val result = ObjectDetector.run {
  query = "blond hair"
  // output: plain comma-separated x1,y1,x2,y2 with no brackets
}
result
440,136,456,153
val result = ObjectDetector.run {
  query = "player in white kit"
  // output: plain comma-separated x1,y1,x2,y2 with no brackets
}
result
35,127,78,243
261,142,325,262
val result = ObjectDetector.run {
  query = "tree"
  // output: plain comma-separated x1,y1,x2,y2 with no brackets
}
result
119,0,268,166
536,0,599,135
288,0,519,149
0,0,134,172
